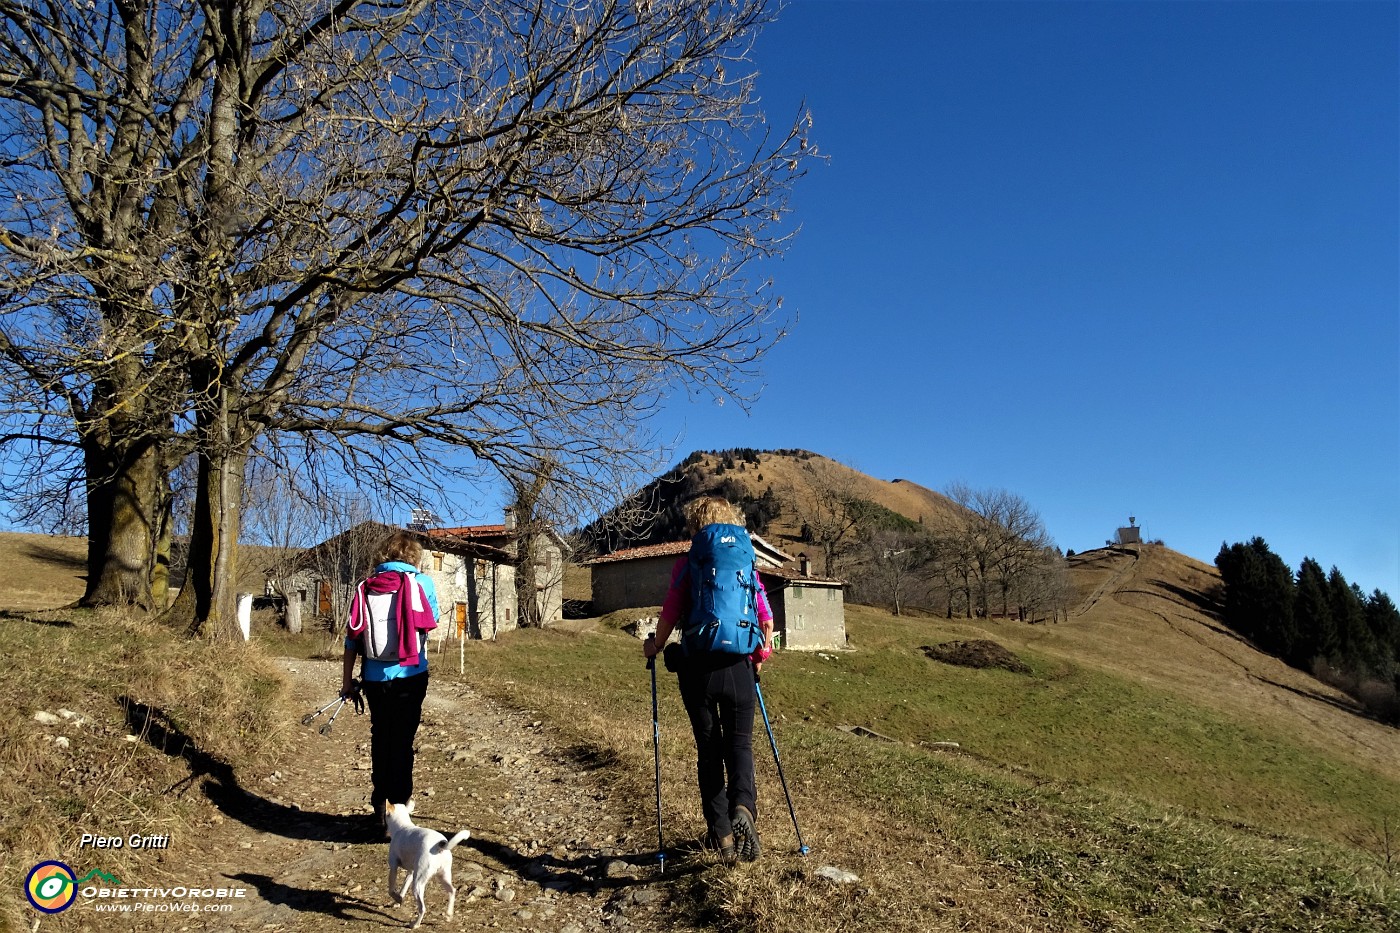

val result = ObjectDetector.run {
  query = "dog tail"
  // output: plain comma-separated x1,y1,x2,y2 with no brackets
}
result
444,830,471,851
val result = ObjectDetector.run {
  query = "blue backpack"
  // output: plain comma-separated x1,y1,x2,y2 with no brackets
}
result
682,523,764,656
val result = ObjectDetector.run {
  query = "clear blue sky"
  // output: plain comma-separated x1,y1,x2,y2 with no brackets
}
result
649,0,1400,597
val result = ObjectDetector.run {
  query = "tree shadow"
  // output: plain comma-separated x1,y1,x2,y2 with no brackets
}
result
120,697,381,844
226,873,398,924
0,609,74,626
21,541,88,573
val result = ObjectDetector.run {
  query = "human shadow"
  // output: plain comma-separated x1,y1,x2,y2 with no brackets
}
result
226,873,398,925
463,833,701,895
120,697,379,844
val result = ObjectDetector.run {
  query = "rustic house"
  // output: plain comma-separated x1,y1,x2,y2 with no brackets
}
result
278,514,566,640
584,536,846,650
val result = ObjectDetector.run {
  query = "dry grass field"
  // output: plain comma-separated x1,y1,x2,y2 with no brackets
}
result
0,532,88,610
4,531,1397,932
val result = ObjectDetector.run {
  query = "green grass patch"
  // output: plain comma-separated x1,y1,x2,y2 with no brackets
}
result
448,607,1400,932
775,606,1400,851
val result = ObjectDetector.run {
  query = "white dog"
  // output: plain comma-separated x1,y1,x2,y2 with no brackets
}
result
384,800,471,928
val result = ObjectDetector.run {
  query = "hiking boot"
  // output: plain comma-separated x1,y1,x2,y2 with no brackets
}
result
732,806,760,862
703,831,738,863
717,834,737,864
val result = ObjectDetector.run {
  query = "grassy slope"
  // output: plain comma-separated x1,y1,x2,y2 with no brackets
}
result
6,533,1398,932
452,544,1400,932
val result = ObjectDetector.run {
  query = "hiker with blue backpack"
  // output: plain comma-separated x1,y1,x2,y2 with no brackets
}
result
643,496,775,863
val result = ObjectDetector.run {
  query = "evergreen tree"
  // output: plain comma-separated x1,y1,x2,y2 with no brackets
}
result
1328,568,1376,673
1293,558,1336,666
1215,538,1295,655
1364,590,1400,673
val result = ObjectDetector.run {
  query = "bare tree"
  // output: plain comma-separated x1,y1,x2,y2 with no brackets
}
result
1012,547,1072,623
505,459,557,629
856,526,934,617
944,482,1055,619
789,458,864,578
0,0,813,634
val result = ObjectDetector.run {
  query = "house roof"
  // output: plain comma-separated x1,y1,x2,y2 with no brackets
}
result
431,524,510,538
419,530,513,565
758,564,844,586
582,541,691,565
427,523,572,553
290,520,514,572
582,535,841,586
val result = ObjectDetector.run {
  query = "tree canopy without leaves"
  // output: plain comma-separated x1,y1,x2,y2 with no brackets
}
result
0,0,813,632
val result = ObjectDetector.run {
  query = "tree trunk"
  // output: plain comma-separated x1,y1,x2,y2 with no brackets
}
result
79,436,160,610
168,446,247,637
150,468,174,609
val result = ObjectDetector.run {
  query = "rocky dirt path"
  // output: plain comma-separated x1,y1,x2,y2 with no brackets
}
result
59,658,692,933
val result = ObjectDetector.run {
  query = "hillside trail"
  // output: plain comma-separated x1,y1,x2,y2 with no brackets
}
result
1072,545,1140,617
57,658,689,933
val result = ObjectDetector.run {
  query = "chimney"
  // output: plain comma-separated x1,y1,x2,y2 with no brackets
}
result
503,506,516,531
798,552,810,577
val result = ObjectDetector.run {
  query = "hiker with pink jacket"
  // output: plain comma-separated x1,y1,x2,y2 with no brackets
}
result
341,530,440,829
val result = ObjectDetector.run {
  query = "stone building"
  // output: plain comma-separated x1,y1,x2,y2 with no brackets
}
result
280,515,565,640
583,537,846,650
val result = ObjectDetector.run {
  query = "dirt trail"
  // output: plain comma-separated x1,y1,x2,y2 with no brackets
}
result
1073,545,1139,616
57,658,686,933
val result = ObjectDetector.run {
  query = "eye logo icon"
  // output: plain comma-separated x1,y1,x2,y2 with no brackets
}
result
25,861,77,913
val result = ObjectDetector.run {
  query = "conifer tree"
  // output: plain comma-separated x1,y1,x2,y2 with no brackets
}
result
1328,568,1376,673
1215,538,1295,656
1293,558,1336,665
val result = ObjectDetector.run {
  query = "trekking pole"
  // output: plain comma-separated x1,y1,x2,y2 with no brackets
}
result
318,697,349,736
647,651,666,874
301,696,343,726
755,674,810,855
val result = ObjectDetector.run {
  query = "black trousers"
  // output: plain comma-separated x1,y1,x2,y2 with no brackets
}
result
362,672,428,809
677,654,757,840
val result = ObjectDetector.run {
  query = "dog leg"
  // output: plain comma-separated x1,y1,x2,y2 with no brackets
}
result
387,855,402,906
439,868,456,921
409,876,428,930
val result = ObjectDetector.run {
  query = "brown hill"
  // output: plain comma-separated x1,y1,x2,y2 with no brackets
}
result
1028,543,1400,781
585,448,966,554
725,450,964,544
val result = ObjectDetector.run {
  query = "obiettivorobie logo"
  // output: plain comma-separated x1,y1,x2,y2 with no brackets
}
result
24,863,123,914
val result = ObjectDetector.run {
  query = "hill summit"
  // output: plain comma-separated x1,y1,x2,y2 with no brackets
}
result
579,448,965,556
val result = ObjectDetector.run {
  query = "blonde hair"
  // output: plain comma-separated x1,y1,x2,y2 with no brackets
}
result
685,496,745,536
377,530,424,568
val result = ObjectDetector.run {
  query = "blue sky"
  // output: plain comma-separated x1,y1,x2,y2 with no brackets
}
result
647,1,1399,596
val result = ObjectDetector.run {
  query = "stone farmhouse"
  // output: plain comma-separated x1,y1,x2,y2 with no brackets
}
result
278,513,566,641
583,535,846,650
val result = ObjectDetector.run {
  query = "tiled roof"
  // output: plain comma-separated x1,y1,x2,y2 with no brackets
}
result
759,564,843,585
581,541,691,565
583,539,842,585
430,524,510,538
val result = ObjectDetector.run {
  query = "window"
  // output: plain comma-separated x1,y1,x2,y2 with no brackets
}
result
792,585,804,598
433,552,444,571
